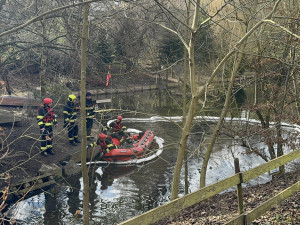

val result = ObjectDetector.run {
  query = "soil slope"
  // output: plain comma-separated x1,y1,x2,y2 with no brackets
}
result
155,169,299,225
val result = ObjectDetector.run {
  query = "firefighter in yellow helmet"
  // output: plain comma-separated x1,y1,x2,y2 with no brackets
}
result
63,94,81,146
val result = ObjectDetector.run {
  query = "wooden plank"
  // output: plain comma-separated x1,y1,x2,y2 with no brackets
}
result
72,83,179,97
0,109,21,124
135,86,143,91
225,181,300,224
234,158,244,214
225,215,245,225
243,149,300,182
0,95,40,107
167,83,179,87
150,85,157,89
16,180,56,195
72,90,106,97
8,173,52,187
120,150,300,225
142,86,151,91
96,99,112,104
246,181,300,223
119,174,241,225
117,88,127,93
94,109,116,113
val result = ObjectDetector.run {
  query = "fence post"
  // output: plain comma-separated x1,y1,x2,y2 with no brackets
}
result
234,158,244,216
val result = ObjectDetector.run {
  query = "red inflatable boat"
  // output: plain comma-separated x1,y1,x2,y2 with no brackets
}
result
103,130,155,162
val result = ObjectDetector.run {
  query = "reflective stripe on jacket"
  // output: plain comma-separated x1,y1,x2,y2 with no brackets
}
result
37,105,57,128
86,98,95,119
106,121,126,133
89,137,115,153
64,101,78,124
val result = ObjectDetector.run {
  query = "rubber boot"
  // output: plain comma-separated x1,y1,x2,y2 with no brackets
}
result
74,138,81,143
41,151,48,157
69,141,77,146
47,149,55,155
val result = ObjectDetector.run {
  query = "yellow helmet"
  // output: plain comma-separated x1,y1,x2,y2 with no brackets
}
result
68,94,77,102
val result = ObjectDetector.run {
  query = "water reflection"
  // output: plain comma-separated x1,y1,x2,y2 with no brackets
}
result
6,88,299,224
96,166,137,191
6,194,46,225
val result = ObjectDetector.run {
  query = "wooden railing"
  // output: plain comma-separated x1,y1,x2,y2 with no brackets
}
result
119,149,300,225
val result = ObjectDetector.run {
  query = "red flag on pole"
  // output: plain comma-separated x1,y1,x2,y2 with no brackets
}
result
106,65,111,86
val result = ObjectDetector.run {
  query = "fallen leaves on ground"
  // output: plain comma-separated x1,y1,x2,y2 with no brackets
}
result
155,169,299,225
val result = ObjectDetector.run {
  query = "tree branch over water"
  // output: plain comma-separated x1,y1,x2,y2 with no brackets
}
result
0,0,102,38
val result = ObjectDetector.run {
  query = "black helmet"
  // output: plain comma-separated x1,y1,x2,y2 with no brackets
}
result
86,92,92,97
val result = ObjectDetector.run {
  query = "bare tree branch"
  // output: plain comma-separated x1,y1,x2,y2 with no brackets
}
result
0,0,102,38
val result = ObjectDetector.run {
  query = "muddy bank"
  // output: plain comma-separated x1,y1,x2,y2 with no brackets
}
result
0,117,89,190
0,71,174,190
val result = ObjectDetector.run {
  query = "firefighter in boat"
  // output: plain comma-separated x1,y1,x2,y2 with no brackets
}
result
86,92,95,141
104,115,131,144
37,98,58,157
86,133,117,153
63,94,81,146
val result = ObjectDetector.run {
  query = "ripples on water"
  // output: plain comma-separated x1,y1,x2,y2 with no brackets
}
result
7,114,298,224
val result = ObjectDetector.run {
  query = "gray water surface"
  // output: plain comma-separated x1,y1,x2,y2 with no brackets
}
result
7,89,296,224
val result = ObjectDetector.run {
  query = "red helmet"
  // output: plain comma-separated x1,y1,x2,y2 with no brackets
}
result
117,116,123,120
99,133,107,140
43,98,53,104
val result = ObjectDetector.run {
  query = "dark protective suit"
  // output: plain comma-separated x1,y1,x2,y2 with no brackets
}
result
63,101,79,144
37,104,57,153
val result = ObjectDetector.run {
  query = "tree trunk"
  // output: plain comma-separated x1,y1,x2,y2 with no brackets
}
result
80,3,90,225
200,43,246,188
198,0,281,188
255,109,276,160
170,0,281,199
40,19,46,98
170,0,200,200
171,95,200,200
183,0,191,195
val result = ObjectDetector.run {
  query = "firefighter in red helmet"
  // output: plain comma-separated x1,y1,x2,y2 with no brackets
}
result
37,98,58,157
103,115,130,144
87,133,117,153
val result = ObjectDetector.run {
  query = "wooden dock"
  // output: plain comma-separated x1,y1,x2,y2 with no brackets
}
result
71,83,179,97
0,95,40,107
0,109,21,124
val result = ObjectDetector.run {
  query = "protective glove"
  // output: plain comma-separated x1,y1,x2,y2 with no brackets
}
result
89,143,96,148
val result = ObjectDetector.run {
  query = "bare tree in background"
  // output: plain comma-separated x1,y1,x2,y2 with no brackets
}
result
80,2,90,225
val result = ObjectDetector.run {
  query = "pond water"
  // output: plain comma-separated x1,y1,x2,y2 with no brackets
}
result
6,89,299,224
